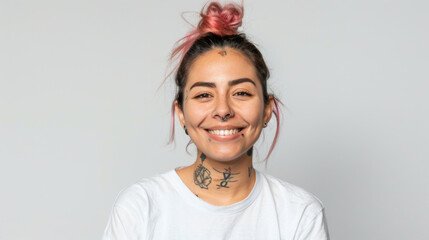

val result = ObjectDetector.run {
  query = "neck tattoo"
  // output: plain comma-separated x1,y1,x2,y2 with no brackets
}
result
213,167,239,189
246,147,253,156
193,153,212,189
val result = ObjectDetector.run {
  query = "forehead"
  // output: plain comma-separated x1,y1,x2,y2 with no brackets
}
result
186,48,260,88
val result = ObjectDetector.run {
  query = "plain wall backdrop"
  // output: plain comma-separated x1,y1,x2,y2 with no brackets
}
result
1,0,428,239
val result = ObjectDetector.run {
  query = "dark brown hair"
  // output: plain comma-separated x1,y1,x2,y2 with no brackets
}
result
166,2,282,161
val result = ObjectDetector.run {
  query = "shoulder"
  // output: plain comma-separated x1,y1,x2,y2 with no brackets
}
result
258,172,329,238
112,170,176,211
103,170,177,238
259,171,325,217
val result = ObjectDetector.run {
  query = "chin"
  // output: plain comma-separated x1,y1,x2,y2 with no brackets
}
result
205,148,248,162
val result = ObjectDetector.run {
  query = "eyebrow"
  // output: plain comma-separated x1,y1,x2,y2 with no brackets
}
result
189,78,256,90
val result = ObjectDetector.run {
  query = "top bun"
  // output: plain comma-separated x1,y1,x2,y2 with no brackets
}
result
198,2,243,36
163,1,244,86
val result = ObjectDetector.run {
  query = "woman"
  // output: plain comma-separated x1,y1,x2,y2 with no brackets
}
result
103,2,329,239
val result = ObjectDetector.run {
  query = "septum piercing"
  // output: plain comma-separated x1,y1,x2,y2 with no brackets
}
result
221,114,231,121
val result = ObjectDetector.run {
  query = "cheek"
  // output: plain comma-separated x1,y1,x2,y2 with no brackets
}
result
235,101,264,125
184,103,210,125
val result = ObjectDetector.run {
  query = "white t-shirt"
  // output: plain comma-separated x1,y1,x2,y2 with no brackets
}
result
103,168,329,240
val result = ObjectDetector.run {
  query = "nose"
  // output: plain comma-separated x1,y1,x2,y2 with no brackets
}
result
213,94,234,120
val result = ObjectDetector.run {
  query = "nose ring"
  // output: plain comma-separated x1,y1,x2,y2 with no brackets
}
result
221,114,231,121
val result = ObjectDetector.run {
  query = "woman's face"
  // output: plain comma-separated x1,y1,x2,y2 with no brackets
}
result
175,48,274,162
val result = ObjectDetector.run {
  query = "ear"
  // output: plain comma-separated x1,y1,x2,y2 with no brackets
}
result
263,95,275,124
174,100,186,128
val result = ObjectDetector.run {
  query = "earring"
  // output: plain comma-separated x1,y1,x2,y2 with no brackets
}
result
263,122,267,127
184,126,188,135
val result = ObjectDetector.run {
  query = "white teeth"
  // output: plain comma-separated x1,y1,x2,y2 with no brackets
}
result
208,129,240,136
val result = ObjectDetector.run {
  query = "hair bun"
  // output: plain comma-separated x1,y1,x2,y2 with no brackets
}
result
198,2,243,36
162,2,244,87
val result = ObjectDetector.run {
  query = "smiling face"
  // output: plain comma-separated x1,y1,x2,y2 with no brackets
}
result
175,48,274,162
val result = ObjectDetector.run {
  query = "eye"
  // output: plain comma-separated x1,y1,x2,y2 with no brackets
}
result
234,91,252,97
195,93,212,99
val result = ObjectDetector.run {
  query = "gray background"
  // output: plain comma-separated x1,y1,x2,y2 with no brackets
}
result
1,0,428,239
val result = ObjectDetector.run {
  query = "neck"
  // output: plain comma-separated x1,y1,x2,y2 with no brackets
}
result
188,148,256,205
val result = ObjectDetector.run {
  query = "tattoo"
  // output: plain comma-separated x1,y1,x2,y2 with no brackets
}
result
184,90,189,102
246,147,253,156
218,50,227,56
214,167,239,189
248,166,252,178
193,164,212,189
200,153,206,163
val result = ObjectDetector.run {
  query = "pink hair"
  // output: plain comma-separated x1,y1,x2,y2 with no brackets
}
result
160,2,244,87
166,1,285,162
263,96,284,161
167,1,244,144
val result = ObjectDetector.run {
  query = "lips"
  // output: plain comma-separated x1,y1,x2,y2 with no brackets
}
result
207,128,243,136
204,127,245,141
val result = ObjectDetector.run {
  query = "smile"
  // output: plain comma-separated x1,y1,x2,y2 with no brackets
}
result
204,127,245,141
207,128,243,136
